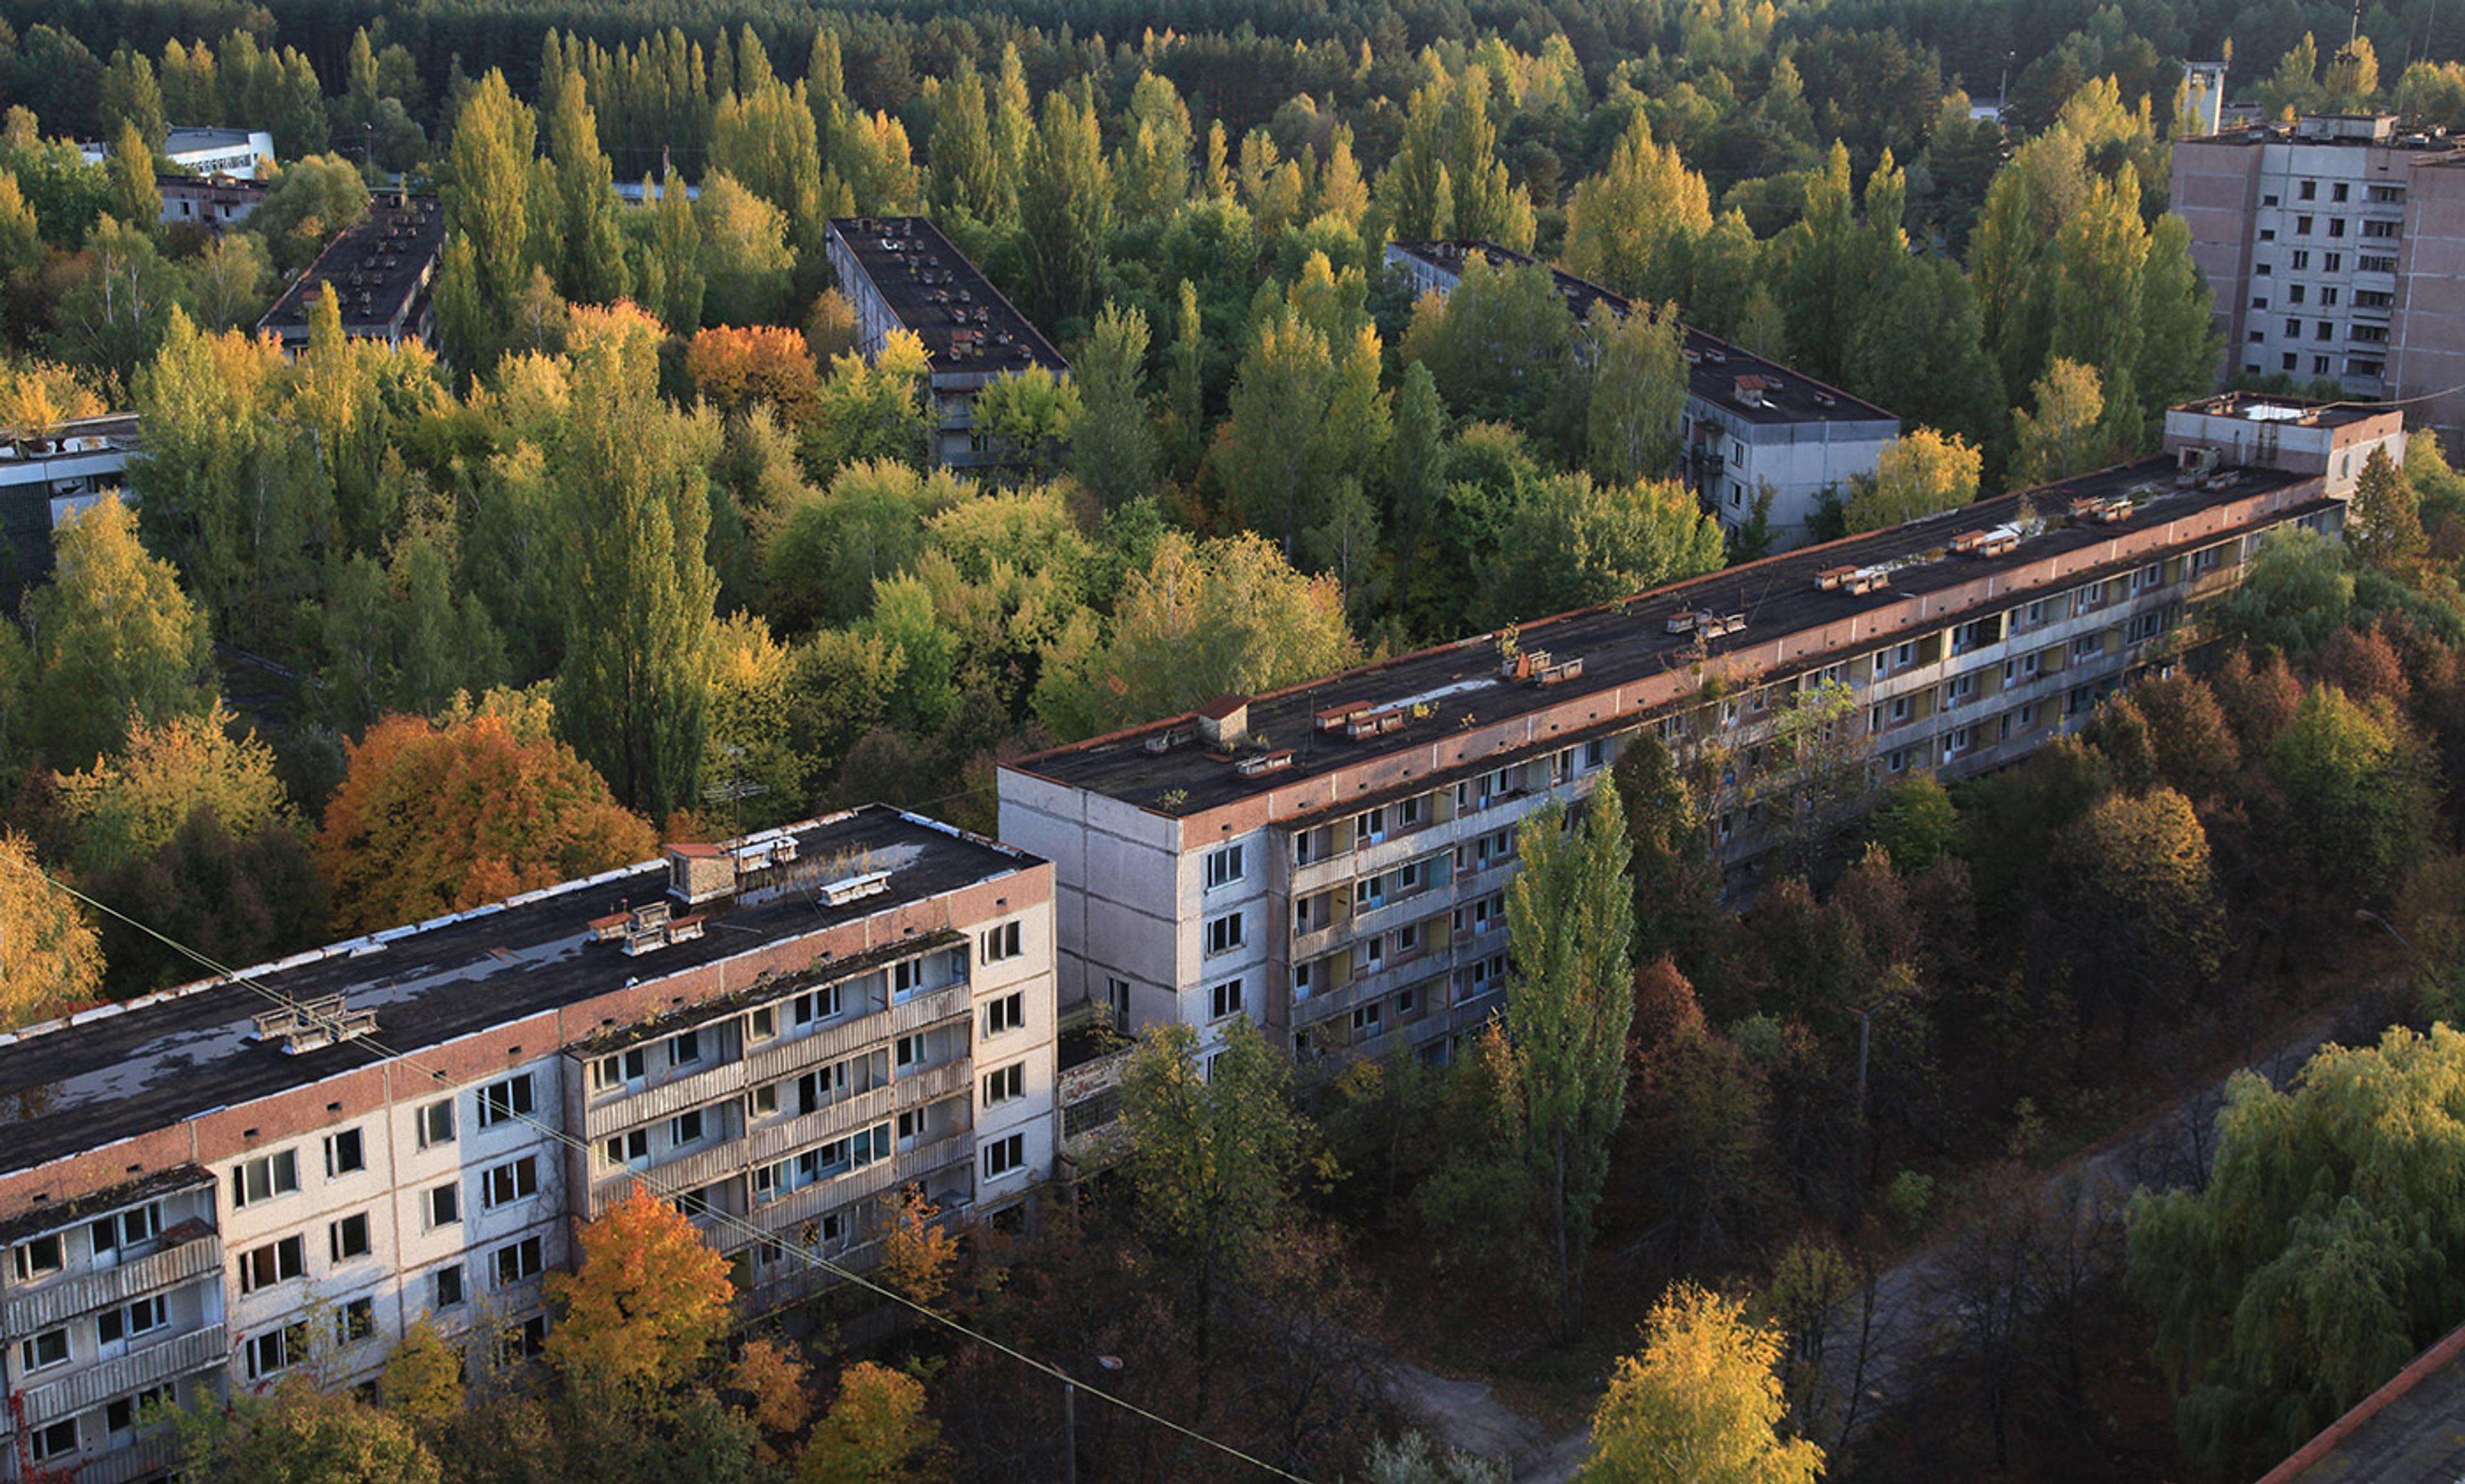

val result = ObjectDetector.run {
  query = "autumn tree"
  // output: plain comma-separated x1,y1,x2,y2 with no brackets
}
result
1587,302,1688,485
1070,303,1158,508
381,1321,466,1439
969,367,1082,478
1582,1283,1824,1484
553,305,722,822
1120,1015,1310,1417
2043,786,2224,1058
1017,90,1112,328
2009,359,2119,487
315,699,657,933
546,70,628,306
1842,428,1982,533
437,71,538,371
2265,684,2437,900
1033,530,1358,740
25,494,214,768
1564,114,1711,302
0,831,104,1028
2348,445,2426,571
1221,301,1387,559
105,119,159,230
798,1362,949,1484
685,326,822,424
57,702,291,875
877,1184,960,1306
175,1375,442,1484
1473,473,1724,628
804,331,933,476
545,1182,736,1403
2129,1026,2465,1478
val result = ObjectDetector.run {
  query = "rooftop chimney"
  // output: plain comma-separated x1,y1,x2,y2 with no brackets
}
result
1197,695,1249,749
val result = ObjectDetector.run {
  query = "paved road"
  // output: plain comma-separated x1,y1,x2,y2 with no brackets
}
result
1375,1005,2372,1483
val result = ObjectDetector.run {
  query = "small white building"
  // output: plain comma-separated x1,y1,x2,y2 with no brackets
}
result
79,127,276,179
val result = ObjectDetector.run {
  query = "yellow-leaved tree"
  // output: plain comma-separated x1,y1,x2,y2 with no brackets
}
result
542,1182,736,1404
797,1361,949,1484
0,831,105,1030
1581,1283,1824,1484
57,702,294,876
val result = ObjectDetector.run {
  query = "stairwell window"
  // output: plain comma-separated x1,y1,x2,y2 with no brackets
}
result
983,1062,1026,1107
983,1133,1026,1180
328,1212,372,1262
1209,979,1244,1020
416,1101,454,1150
1204,911,1245,956
1204,843,1245,889
478,1074,533,1128
233,1149,301,1207
984,993,1025,1037
980,920,1023,963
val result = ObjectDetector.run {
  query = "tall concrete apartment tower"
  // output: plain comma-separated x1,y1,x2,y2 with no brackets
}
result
2172,113,2465,437
0,807,1057,1483
998,399,2400,1069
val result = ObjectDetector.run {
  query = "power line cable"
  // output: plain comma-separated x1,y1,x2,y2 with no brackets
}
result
0,852,1315,1484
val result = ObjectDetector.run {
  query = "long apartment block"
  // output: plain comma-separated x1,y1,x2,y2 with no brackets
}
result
1385,239,1901,548
999,396,2401,1068
0,806,1055,1483
824,215,1071,469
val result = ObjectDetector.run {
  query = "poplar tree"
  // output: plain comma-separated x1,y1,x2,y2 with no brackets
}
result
1459,788,1638,1342
552,306,720,821
2349,446,2426,571
927,58,1000,223
105,119,159,230
1071,302,1159,508
1586,300,1687,484
1018,90,1112,329
1564,114,1711,300
548,71,627,306
27,495,214,768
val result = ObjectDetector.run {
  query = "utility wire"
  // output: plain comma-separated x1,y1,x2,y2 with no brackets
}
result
0,852,1315,1484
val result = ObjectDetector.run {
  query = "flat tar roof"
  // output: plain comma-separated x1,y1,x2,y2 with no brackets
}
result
1387,240,1897,428
1011,457,2314,812
259,194,444,336
829,216,1068,377
0,806,1039,1180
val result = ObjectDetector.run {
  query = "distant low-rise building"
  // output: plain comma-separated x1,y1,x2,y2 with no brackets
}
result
1385,240,1901,548
157,174,266,232
0,412,138,605
79,127,276,179
255,194,445,352
824,216,1071,469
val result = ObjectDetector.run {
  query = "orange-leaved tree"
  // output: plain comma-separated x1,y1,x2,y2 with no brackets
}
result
315,695,657,933
543,1182,736,1404
876,1184,960,1307
0,830,105,1030
684,325,822,426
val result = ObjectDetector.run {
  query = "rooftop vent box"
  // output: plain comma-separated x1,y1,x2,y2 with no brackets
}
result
253,996,377,1055
820,870,893,906
1143,725,1199,755
1234,749,1294,779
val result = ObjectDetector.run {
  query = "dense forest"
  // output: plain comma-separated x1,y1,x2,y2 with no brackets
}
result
7,0,2465,1478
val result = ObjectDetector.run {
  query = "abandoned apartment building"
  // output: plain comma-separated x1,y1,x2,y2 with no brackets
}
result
0,806,1057,1483
1000,393,2400,1071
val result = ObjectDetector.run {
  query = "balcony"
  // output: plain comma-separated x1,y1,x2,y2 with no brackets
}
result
75,1433,182,1484
582,1058,747,1139
16,1324,228,1429
747,1086,897,1165
894,1059,971,1107
5,1234,222,1333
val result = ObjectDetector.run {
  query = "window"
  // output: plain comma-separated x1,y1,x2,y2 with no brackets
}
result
432,1265,465,1309
2317,321,2335,341
1584,738,1607,770
669,1030,703,1068
417,1101,455,1150
2292,250,2311,269
326,1295,376,1347
329,1212,372,1263
479,1074,534,1128
494,1236,544,1288
1397,921,1421,954
2329,217,2346,237
603,1128,648,1168
1293,959,1319,999
2364,217,2400,239
2296,214,2312,234
983,1133,1026,1179
247,1322,311,1380
1107,976,1131,1026
105,1386,168,1438
2285,316,2303,336
422,1180,460,1230
2071,633,2104,660
13,1234,62,1281
2289,283,2306,304
2282,352,2298,371
1204,843,1245,889
1398,986,1419,1015
239,1236,305,1293
483,1157,540,1210
590,1048,648,1092
1209,978,1244,1019
984,992,1025,1037
496,1315,548,1366
2321,286,2340,307
232,1149,301,1207
895,1033,927,1070
21,1327,69,1372
1398,793,1425,827
748,1006,776,1042
980,920,1023,962
2299,179,2317,200
671,1109,707,1148
1204,911,1245,956
90,1204,160,1261
28,1419,77,1462
1352,1000,1385,1035
1354,806,1387,845
98,1296,166,1347
2315,354,2333,374
983,1062,1025,1107
2362,253,2396,272
324,1128,366,1177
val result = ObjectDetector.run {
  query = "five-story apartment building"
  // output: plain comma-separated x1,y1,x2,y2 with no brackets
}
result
0,806,1056,1482
999,397,2400,1066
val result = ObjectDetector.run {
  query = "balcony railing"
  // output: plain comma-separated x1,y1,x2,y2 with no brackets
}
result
4,1234,222,1334
15,1324,228,1429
